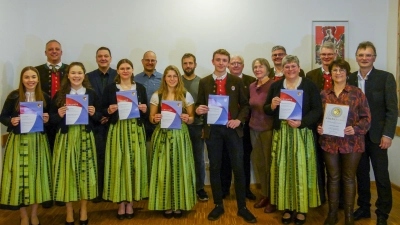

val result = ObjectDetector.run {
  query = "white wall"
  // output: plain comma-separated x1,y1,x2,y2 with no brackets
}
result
0,0,399,185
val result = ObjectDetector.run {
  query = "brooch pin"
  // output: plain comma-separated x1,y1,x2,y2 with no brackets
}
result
231,86,235,91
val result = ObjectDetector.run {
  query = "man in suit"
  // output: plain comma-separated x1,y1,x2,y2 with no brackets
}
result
269,45,305,80
86,46,117,203
196,49,256,223
348,41,398,225
306,41,338,206
35,39,69,208
220,55,256,200
181,53,209,202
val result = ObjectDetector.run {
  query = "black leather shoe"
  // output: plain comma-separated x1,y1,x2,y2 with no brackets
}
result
56,201,66,206
282,210,294,224
79,219,88,225
237,207,257,223
376,216,388,225
173,210,183,218
125,212,134,219
163,210,173,219
116,213,125,220
295,213,307,225
91,196,102,203
65,221,74,225
245,190,256,200
208,205,224,221
42,201,53,208
353,207,371,220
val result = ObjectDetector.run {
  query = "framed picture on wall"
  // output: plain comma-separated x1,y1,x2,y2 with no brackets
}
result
312,21,349,69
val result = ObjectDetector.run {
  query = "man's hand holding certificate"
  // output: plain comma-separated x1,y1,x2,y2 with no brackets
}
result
116,90,140,120
322,103,349,137
279,89,303,120
66,94,89,125
20,101,44,133
161,100,182,129
207,95,229,125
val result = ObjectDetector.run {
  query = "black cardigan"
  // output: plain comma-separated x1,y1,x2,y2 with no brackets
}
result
49,88,102,133
101,82,148,126
0,90,51,134
263,77,322,130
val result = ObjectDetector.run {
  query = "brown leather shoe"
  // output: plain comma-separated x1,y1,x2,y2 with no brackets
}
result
254,197,268,208
264,202,277,213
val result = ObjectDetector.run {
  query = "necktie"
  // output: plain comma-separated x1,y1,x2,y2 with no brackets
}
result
51,65,58,73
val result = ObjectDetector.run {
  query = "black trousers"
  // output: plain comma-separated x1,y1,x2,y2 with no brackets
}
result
206,125,246,208
220,122,252,193
356,135,392,218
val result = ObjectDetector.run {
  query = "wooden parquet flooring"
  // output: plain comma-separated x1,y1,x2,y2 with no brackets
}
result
0,184,399,225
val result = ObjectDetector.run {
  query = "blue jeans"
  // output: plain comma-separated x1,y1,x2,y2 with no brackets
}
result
187,125,205,191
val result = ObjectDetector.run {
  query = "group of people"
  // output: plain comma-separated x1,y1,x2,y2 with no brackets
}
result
0,39,397,225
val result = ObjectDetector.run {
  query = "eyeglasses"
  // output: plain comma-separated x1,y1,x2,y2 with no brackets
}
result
356,54,376,58
272,53,285,57
230,62,242,66
332,69,346,73
320,53,335,57
143,59,157,63
283,65,298,70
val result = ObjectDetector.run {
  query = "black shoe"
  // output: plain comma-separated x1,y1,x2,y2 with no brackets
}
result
245,189,256,200
282,210,294,224
79,209,88,225
56,201,66,206
353,207,371,220
208,205,224,221
163,210,173,219
173,210,183,218
196,189,209,201
376,216,388,225
65,221,74,225
237,207,257,223
91,196,102,203
116,213,125,220
125,212,134,219
295,213,307,225
42,201,53,208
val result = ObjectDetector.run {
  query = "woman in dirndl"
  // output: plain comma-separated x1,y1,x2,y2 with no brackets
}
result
264,55,323,225
0,66,51,225
50,62,101,225
101,59,148,220
148,65,196,218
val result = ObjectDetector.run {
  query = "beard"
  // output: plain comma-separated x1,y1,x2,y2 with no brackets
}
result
184,68,195,76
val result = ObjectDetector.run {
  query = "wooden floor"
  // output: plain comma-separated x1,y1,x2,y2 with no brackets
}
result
0,184,399,225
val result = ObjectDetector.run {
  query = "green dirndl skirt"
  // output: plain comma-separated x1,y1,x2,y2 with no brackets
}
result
148,124,196,211
102,118,148,202
270,121,321,213
0,132,52,209
52,125,97,202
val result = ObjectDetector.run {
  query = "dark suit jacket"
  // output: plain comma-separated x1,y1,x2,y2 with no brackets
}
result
49,89,102,134
306,68,325,91
241,74,256,99
264,77,322,130
35,63,69,98
196,73,250,138
86,68,117,97
0,90,51,134
348,68,398,143
269,67,305,79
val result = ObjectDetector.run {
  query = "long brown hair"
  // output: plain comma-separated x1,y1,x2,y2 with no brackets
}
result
114,59,135,84
16,66,47,110
55,62,92,107
158,65,187,108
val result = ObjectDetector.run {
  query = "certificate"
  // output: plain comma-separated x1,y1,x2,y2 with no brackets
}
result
279,89,303,120
161,100,182,129
207,95,229,125
20,101,44,133
116,90,140,120
322,103,349,137
66,94,89,125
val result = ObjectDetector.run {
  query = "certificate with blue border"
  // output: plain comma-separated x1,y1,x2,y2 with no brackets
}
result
207,95,229,125
20,101,44,133
161,100,182,129
279,89,303,120
66,94,89,125
116,90,140,120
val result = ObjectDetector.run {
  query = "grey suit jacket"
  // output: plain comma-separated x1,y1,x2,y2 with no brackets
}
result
196,73,250,138
348,67,398,143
